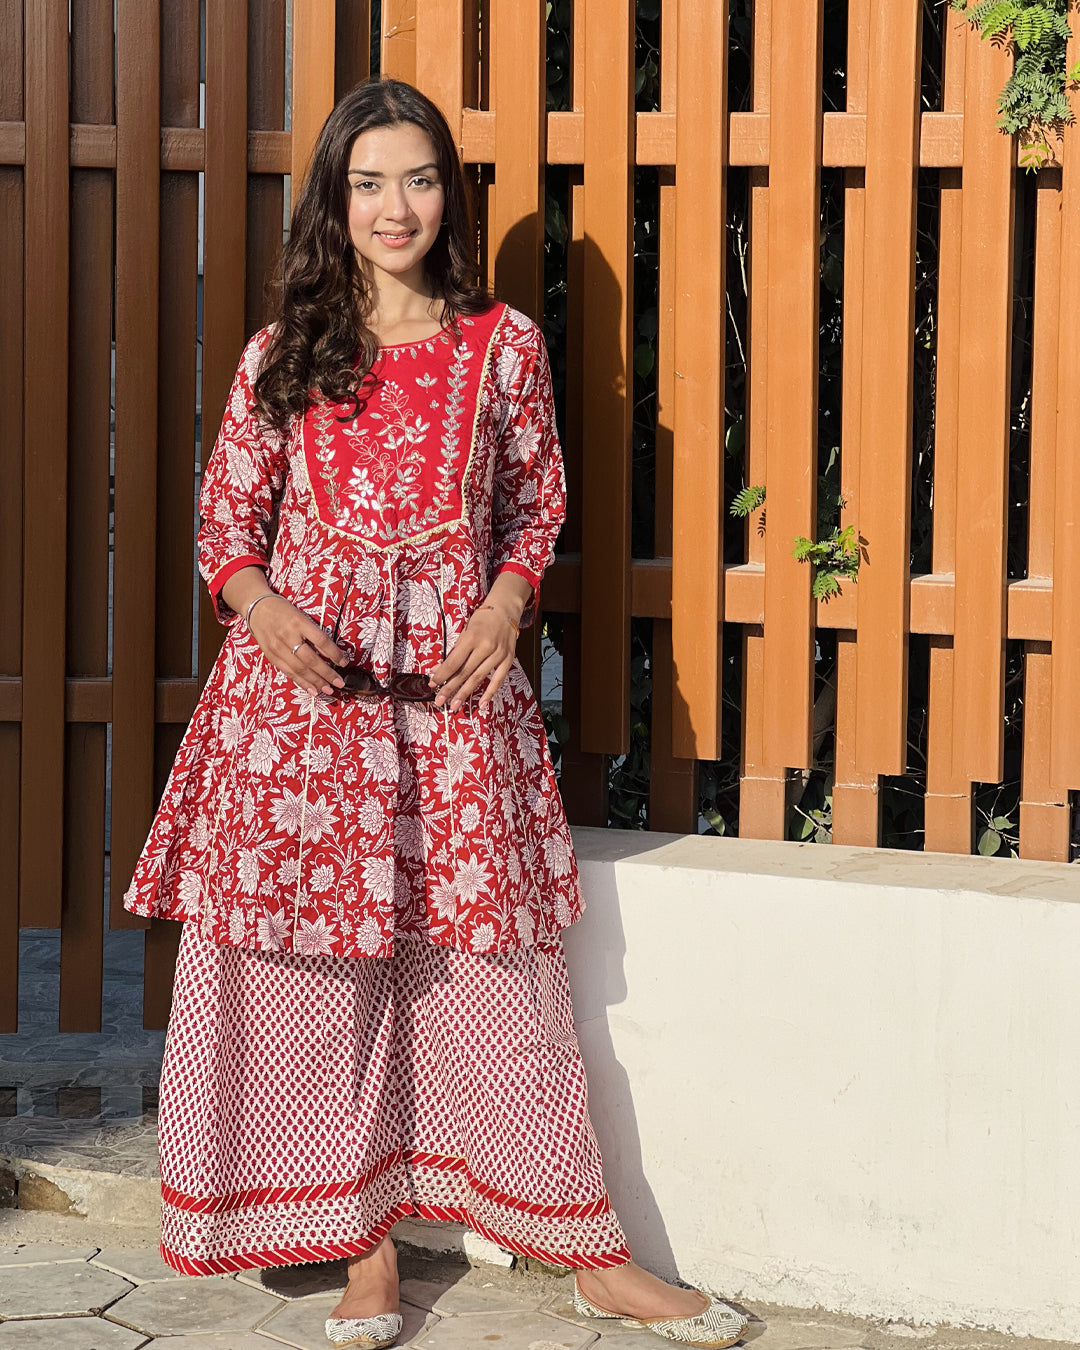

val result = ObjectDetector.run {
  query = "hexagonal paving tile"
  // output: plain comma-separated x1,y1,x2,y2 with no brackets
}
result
0,1245,101,1267
90,1247,185,1284
134,1337,282,1349
236,1260,346,1302
400,1276,544,1316
0,1263,133,1319
257,1292,435,1349
742,1320,866,1350
0,1317,147,1348
104,1276,283,1337
410,1311,599,1348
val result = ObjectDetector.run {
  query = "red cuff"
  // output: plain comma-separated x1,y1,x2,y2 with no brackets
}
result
494,560,542,589
208,555,268,599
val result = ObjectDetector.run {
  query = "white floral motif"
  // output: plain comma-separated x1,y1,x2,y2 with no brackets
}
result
295,913,338,955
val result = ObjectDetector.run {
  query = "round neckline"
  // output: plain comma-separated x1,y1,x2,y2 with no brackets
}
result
375,319,458,351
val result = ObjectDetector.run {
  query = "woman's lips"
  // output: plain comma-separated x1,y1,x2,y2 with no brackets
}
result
375,230,417,248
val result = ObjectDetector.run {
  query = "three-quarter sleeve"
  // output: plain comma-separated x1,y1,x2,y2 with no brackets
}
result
197,328,291,626
489,321,567,630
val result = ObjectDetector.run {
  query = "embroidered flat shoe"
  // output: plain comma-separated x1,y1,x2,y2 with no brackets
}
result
573,1277,748,1348
324,1312,403,1348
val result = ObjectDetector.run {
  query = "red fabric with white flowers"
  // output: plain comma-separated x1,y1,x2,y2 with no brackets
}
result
123,302,584,958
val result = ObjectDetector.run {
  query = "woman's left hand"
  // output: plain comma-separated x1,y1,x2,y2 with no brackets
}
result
429,603,519,711
430,571,533,709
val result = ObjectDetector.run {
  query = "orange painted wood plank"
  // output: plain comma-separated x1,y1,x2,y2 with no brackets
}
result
1021,643,1069,860
20,0,68,927
109,0,161,928
925,639,974,853
197,0,250,683
247,0,287,336
950,21,1015,783
831,0,879,845
59,0,116,1026
851,1,921,777
739,0,786,840
648,0,695,832
382,0,417,83
579,0,634,754
924,10,970,851
335,0,371,98
1020,172,1068,858
1050,20,1080,787
761,0,823,771
0,0,22,1020
291,0,336,190
416,0,467,140
671,0,726,759
490,0,546,696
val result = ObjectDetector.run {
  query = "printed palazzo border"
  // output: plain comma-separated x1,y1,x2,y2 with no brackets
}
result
160,1148,632,1276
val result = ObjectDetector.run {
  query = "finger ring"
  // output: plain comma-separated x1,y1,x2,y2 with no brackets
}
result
290,640,303,655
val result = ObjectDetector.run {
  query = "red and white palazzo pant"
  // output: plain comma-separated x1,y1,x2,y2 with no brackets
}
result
157,920,632,1275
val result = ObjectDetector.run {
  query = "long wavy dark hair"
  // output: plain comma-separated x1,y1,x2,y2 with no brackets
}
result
253,77,494,430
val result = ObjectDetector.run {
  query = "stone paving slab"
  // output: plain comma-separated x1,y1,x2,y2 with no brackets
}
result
0,1317,148,1349
409,1309,599,1348
104,1276,283,1337
0,1244,101,1267
236,1260,348,1302
400,1275,545,1315
140,1335,284,1349
0,1263,133,1319
257,1293,436,1349
89,1249,184,1285
743,1319,869,1350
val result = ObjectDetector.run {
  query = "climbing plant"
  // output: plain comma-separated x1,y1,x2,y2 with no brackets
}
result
950,0,1080,166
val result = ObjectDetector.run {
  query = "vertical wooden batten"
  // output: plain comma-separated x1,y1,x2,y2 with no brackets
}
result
0,0,25,1028
924,10,973,855
580,0,634,754
831,0,880,845
20,0,69,928
739,0,788,840
1050,19,1080,789
291,0,336,193
60,0,116,1030
110,0,161,929
761,0,823,772
851,0,921,778
649,0,698,832
670,0,727,761
950,18,1015,783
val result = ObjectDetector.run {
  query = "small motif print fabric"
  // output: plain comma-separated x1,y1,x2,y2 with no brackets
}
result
123,302,586,959
158,920,632,1274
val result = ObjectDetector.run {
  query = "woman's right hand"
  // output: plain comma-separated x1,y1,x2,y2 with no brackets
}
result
247,594,349,697
220,567,347,696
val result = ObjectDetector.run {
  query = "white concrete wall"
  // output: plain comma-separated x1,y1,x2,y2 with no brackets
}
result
562,829,1080,1341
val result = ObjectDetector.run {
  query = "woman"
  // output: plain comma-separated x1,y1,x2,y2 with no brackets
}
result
124,76,747,1350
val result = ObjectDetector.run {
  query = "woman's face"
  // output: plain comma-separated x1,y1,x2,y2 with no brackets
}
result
346,122,446,286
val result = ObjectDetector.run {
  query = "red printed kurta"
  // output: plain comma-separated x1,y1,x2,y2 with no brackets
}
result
123,301,585,958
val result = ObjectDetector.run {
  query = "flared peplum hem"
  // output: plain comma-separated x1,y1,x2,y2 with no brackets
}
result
157,920,630,1275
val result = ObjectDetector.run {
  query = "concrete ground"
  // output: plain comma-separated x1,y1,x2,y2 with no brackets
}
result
0,1211,1075,1350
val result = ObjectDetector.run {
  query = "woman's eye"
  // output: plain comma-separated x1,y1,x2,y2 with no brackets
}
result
411,177,435,188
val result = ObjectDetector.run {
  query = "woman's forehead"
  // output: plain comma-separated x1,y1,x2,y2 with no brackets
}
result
347,124,438,173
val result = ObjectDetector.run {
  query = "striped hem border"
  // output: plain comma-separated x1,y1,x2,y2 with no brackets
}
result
160,1197,632,1276
161,1147,613,1221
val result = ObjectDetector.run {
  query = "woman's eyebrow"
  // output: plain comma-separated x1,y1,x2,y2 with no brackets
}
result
346,163,439,177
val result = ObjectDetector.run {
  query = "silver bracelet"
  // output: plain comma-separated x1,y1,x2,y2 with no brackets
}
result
244,591,280,630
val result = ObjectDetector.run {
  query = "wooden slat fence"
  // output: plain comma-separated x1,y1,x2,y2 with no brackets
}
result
3,0,1078,1030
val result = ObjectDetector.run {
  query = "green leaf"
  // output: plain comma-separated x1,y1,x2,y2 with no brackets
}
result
633,343,655,378
730,484,766,517
977,827,1002,856
702,807,727,835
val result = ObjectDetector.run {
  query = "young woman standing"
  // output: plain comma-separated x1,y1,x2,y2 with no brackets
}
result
124,76,747,1350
